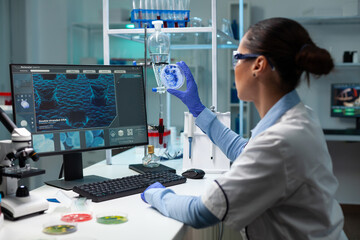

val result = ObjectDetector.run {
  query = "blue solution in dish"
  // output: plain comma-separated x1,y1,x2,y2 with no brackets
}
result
160,64,185,89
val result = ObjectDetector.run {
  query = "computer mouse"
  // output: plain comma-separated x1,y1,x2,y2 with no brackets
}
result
181,168,205,179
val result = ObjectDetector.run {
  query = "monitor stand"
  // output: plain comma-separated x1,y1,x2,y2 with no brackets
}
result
45,152,109,190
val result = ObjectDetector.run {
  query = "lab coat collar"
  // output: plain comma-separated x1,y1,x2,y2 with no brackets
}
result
251,90,300,138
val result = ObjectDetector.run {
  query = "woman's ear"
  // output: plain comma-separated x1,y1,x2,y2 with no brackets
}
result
252,55,267,75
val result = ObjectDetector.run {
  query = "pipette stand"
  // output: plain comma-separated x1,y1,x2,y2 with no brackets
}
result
183,112,231,173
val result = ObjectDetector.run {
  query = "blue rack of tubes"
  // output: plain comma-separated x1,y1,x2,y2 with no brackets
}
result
131,9,190,28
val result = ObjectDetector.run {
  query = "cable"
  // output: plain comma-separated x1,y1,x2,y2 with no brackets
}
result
58,163,63,179
218,222,224,240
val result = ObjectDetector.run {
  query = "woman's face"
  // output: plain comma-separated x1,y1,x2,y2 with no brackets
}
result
234,35,258,102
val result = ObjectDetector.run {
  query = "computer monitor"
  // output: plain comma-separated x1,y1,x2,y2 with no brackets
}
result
10,64,148,190
330,83,360,130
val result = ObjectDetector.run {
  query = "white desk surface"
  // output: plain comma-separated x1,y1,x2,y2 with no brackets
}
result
0,148,220,240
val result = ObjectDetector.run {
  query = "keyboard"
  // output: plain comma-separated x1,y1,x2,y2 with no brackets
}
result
73,171,187,202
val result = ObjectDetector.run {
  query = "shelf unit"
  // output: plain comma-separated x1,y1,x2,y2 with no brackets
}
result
102,0,220,116
70,22,239,64
101,0,246,162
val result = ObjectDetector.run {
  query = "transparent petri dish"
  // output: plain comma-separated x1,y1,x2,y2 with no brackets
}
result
43,221,77,235
61,212,93,223
160,64,185,90
96,212,128,225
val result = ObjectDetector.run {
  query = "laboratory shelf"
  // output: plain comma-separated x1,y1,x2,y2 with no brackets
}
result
73,22,238,49
325,134,360,142
108,26,214,34
109,28,239,50
294,16,360,25
334,63,360,69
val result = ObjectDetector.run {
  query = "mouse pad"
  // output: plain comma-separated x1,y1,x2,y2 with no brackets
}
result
129,164,176,174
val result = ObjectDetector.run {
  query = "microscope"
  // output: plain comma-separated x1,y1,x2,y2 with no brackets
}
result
0,107,48,220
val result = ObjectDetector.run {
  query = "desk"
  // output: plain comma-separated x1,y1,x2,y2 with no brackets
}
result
0,148,219,240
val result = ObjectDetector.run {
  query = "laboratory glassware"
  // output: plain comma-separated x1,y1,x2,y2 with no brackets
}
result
142,145,160,167
147,20,170,93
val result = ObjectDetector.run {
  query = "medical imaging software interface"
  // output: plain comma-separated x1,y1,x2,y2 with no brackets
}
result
10,64,148,155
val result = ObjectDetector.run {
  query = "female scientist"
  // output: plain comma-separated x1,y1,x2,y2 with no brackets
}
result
141,17,348,239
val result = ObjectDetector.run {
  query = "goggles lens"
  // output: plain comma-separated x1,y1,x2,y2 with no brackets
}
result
232,51,275,70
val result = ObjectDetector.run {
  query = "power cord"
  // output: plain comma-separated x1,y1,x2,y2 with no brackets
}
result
218,222,224,240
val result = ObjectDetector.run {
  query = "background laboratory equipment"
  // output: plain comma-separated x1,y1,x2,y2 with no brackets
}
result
0,107,49,220
328,83,360,133
147,20,169,155
131,0,190,28
148,20,170,93
183,112,231,173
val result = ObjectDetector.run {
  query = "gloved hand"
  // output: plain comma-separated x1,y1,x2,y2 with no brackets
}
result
167,61,205,117
141,182,165,203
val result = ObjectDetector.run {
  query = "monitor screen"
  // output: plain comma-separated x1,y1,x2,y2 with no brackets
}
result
10,64,148,189
331,83,360,118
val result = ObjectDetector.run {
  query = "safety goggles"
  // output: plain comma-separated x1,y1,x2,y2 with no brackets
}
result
232,51,275,70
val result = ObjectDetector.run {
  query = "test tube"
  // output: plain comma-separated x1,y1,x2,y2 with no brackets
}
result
139,0,144,27
150,0,156,21
144,0,150,20
178,0,186,27
132,0,139,22
161,0,168,27
168,0,175,27
184,0,190,27
155,0,161,20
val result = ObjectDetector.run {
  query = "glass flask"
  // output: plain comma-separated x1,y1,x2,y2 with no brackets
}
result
147,20,170,93
142,145,160,168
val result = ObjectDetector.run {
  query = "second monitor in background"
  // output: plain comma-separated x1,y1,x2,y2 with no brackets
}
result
329,83,360,134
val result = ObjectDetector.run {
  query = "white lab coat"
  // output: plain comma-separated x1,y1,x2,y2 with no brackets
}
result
202,103,347,240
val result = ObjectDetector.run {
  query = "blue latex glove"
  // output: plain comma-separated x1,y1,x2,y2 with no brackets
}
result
141,182,165,203
167,61,205,117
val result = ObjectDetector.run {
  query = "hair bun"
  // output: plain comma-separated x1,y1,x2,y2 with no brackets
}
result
296,45,334,76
